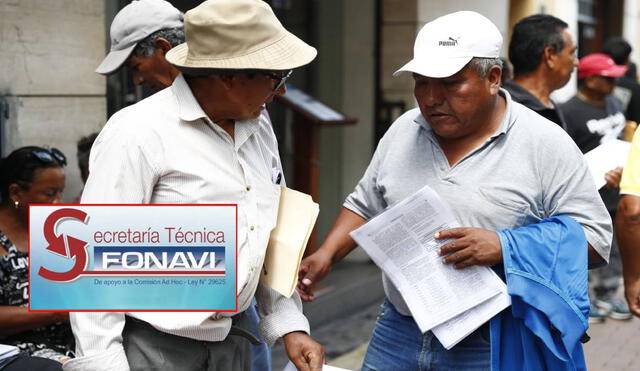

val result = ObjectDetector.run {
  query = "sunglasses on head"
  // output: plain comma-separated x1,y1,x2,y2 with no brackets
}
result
31,147,67,166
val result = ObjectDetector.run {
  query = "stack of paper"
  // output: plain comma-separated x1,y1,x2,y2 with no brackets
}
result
350,185,511,349
0,344,19,361
261,187,319,297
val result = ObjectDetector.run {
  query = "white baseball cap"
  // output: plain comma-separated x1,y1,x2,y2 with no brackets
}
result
394,11,503,78
96,0,184,75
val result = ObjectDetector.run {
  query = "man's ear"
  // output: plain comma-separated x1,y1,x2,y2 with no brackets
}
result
543,45,557,69
154,37,173,55
487,65,502,94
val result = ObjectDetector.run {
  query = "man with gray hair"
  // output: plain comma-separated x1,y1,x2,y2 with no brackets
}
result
67,0,323,370
298,10,610,369
96,0,184,91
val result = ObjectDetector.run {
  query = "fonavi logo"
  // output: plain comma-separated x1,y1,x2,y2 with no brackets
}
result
37,207,225,282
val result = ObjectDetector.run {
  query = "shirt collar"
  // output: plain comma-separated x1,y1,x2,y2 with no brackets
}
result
171,73,261,148
172,73,209,123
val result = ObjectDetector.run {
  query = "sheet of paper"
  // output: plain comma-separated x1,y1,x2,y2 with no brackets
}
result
261,187,319,297
432,283,511,349
0,344,19,360
584,139,631,189
350,185,508,336
283,361,351,371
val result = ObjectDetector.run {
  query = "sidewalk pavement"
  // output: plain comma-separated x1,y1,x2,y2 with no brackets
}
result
326,316,640,370
584,317,640,371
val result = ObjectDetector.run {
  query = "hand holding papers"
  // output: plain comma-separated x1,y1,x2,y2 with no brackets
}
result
261,187,319,297
584,139,631,189
350,185,510,349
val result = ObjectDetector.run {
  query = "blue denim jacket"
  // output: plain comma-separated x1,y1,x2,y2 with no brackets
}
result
490,216,589,371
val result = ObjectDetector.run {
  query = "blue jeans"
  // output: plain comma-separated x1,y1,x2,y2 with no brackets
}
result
246,299,272,371
362,299,490,371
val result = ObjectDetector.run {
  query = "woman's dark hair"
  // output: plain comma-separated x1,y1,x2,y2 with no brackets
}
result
0,146,66,203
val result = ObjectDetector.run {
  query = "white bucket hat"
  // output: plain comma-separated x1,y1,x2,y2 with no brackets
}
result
165,0,317,71
394,11,503,78
96,0,183,75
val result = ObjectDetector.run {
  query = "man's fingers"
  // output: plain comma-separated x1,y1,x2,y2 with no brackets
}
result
435,227,469,240
626,291,640,317
442,248,472,265
292,358,311,371
439,239,470,256
453,257,476,269
307,348,324,371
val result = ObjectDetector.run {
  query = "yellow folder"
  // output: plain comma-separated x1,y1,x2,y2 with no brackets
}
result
260,187,319,297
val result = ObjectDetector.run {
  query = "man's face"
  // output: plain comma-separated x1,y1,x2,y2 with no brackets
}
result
552,30,578,88
585,75,617,96
126,48,176,92
413,66,500,139
227,71,289,120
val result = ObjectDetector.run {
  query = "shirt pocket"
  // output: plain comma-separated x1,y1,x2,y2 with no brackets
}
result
477,187,529,229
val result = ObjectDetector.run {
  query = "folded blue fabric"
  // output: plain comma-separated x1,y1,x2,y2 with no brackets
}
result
490,216,589,371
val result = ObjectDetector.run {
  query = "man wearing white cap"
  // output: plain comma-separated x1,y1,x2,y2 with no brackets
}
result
65,1,323,370
298,11,610,369
96,0,184,91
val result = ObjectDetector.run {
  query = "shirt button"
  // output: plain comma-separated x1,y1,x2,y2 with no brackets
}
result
250,226,255,231
246,185,251,191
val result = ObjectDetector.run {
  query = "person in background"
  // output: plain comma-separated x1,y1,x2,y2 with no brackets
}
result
616,128,640,318
96,0,183,92
603,37,640,124
0,147,70,370
499,57,512,86
559,53,632,323
503,14,577,128
73,133,98,203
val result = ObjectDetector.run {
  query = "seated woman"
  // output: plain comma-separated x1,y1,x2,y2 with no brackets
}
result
0,146,73,369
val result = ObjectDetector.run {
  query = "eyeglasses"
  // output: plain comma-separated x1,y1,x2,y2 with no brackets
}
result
264,70,292,92
31,147,67,166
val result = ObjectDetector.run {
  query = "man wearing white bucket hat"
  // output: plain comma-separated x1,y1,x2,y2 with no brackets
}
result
298,10,610,369
65,1,323,371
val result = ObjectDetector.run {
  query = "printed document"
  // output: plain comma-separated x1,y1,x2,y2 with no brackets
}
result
584,139,631,189
350,185,510,348
261,187,319,297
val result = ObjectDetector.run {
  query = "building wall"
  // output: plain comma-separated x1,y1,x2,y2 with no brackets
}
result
0,0,106,202
624,0,640,71
315,0,375,256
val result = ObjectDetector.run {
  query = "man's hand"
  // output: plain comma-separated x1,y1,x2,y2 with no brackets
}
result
605,166,623,188
297,249,334,302
283,331,325,371
624,278,640,317
436,227,502,269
